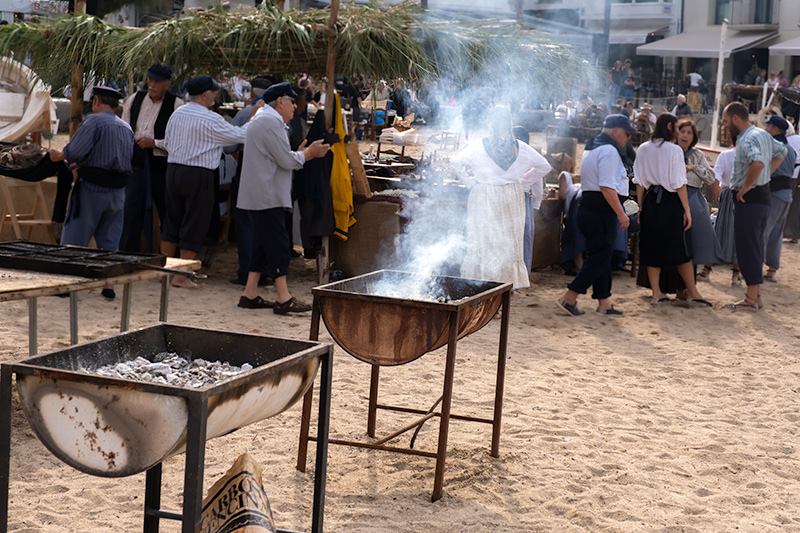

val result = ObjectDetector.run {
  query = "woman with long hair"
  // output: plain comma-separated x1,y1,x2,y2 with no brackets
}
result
632,113,712,306
675,118,724,282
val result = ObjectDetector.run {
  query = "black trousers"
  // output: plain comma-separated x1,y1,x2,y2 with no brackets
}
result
567,208,618,300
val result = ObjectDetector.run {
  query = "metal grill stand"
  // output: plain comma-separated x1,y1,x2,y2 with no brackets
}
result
0,325,333,533
297,278,510,502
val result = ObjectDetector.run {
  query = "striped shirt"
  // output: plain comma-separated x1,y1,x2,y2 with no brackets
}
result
63,110,134,173
162,102,248,170
731,125,788,189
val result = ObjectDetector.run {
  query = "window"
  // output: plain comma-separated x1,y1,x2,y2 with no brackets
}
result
753,0,773,24
715,0,730,24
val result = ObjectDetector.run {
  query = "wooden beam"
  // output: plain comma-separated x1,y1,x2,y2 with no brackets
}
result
323,0,339,133
69,0,87,138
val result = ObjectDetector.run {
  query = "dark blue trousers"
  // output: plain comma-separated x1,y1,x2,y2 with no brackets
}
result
567,208,618,300
734,200,770,285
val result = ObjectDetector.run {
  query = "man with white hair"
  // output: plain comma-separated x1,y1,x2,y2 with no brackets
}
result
672,94,692,118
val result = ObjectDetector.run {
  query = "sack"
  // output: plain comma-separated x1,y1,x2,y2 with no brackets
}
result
198,453,277,533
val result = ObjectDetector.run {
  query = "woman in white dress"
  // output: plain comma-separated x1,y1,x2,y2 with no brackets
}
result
451,106,551,289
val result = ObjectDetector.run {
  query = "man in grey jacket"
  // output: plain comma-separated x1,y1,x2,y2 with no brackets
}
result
236,82,330,314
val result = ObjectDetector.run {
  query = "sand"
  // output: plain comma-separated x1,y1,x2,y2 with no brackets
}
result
3,131,800,532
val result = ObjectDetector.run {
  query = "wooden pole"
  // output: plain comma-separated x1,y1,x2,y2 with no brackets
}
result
317,0,339,285
69,0,87,138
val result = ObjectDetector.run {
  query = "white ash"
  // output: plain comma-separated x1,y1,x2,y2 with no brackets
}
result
85,351,253,388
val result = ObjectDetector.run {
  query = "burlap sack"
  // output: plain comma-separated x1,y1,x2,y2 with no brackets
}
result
198,453,277,533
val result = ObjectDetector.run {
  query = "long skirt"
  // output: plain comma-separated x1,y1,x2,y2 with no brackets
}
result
687,186,724,265
714,187,737,263
461,182,529,289
522,191,535,274
639,186,691,268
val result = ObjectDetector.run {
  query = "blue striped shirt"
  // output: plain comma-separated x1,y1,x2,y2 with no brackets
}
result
163,102,248,170
731,125,788,189
63,110,134,173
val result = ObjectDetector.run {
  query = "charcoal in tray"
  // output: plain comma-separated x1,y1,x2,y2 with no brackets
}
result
0,242,56,253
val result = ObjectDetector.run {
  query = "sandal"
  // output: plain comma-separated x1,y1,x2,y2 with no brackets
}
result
689,298,713,308
724,297,759,312
696,265,712,282
650,296,671,305
238,295,274,309
274,296,312,315
731,269,743,287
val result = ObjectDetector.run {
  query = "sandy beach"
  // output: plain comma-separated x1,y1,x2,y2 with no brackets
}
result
3,131,800,532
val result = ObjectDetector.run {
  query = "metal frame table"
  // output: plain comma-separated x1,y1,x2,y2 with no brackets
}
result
0,257,200,355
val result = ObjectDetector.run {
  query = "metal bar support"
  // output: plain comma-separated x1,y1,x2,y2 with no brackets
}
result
367,364,380,437
311,348,332,533
432,309,460,502
0,365,13,531
181,395,208,533
143,463,163,533
491,290,511,457
27,298,37,355
69,292,78,345
159,276,169,322
121,283,132,332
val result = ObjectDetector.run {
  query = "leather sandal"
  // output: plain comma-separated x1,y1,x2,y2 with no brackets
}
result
725,297,758,312
274,297,312,315
238,295,274,309
696,265,712,282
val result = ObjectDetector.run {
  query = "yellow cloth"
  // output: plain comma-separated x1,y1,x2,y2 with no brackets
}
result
330,93,356,240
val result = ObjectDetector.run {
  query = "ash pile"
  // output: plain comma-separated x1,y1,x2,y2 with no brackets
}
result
85,351,253,388
0,144,47,168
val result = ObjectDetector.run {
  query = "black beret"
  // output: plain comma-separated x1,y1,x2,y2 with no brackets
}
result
147,63,172,81
263,82,298,103
91,86,124,100
186,75,220,96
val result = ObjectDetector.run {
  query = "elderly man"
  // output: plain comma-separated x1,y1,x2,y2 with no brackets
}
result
119,63,183,252
722,102,787,310
671,94,692,118
49,86,134,299
557,114,634,316
761,115,797,283
161,75,259,288
236,82,330,313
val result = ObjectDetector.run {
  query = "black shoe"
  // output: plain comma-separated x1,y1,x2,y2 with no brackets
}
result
101,288,116,300
556,297,584,316
238,295,275,309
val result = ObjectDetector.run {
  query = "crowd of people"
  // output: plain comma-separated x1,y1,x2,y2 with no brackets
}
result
554,101,800,316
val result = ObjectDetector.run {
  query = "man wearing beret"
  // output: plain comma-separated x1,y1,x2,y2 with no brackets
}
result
49,86,135,299
160,75,260,288
557,114,633,316
120,63,183,253
236,82,330,313
761,114,796,283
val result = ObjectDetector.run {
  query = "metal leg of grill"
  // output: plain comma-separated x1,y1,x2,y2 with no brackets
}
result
432,309,460,502
311,348,332,533
159,276,169,322
492,290,510,457
0,365,13,531
182,395,208,533
367,365,380,438
28,298,37,355
298,300,322,473
121,283,132,332
143,463,163,533
69,292,78,345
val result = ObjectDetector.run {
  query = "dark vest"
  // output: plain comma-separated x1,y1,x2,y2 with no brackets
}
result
129,90,177,169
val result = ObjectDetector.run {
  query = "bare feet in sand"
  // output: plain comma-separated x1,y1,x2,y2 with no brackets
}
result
170,275,198,289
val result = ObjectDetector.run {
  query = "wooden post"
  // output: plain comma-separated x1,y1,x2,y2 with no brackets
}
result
317,0,339,285
69,0,87,137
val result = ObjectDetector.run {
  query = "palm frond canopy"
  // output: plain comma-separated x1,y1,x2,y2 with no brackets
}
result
0,1,588,91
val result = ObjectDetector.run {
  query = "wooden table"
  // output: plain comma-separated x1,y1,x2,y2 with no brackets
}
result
0,258,200,355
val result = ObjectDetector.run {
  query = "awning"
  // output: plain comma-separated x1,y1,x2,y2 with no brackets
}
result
637,28,779,58
770,35,800,56
610,26,668,45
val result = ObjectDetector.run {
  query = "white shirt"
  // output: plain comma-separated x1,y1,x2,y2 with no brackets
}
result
713,149,735,188
788,134,800,179
163,102,248,170
121,92,184,157
632,140,686,192
237,105,306,211
451,139,552,209
580,143,628,197
689,72,704,87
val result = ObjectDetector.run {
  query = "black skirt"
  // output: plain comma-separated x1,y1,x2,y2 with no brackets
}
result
639,185,691,268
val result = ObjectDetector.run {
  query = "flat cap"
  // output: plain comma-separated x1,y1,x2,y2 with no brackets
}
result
263,82,297,103
91,86,124,100
147,63,172,81
186,75,220,96
603,114,636,133
765,115,789,131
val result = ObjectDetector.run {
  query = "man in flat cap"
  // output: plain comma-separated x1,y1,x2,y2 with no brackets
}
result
119,63,183,252
237,82,330,313
49,86,135,299
761,114,796,283
160,74,260,288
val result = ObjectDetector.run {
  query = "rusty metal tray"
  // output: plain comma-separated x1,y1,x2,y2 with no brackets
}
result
0,241,166,278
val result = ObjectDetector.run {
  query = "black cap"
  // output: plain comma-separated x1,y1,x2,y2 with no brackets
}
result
147,63,172,81
91,86,124,100
263,82,297,103
765,115,789,132
250,76,275,90
186,75,220,96
603,114,637,133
